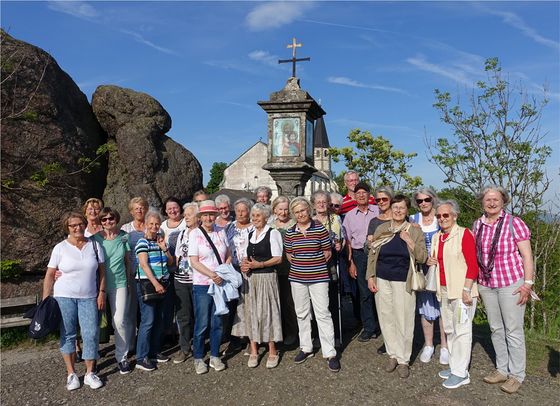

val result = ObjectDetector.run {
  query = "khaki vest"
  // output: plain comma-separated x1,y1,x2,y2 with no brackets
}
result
431,224,478,300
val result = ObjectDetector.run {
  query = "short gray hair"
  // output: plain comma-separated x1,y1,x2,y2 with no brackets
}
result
477,185,510,205
436,200,460,216
343,170,359,181
374,185,394,199
234,197,254,211
272,195,290,213
182,202,199,215
214,194,230,207
251,203,272,219
255,186,272,199
330,192,343,204
310,190,331,205
412,187,439,209
145,209,163,223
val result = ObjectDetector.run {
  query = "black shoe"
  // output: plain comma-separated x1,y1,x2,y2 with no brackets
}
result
154,353,170,363
135,358,156,371
118,360,132,374
377,344,387,354
328,357,341,372
294,351,314,364
358,331,374,342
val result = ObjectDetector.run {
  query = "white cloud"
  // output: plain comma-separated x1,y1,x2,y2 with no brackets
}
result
327,76,409,95
120,30,179,56
248,50,279,68
406,55,474,86
48,1,99,19
246,2,314,31
482,7,560,50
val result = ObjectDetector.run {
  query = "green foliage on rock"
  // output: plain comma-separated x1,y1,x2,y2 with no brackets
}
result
206,161,228,194
329,129,422,194
0,260,24,281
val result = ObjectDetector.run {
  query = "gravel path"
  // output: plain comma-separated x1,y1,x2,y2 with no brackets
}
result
2,305,558,406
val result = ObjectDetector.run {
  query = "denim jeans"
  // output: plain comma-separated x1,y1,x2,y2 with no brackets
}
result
55,297,99,360
352,249,379,334
174,281,193,353
135,281,168,361
192,284,224,359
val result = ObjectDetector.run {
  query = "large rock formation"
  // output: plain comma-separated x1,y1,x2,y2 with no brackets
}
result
91,85,202,222
0,30,107,275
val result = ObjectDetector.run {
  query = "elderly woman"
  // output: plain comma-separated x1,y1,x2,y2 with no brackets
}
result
285,197,340,372
171,202,200,364
134,210,173,372
232,203,283,368
427,200,479,389
271,196,298,347
160,197,185,243
410,187,449,365
255,186,272,205
121,196,149,345
188,200,231,375
330,192,344,216
83,198,103,237
42,212,106,390
312,191,344,344
215,194,233,228
92,207,132,374
474,186,534,394
366,195,427,379
223,198,254,353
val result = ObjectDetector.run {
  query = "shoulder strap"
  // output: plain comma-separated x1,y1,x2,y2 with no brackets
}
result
509,214,515,238
199,226,223,265
89,237,99,263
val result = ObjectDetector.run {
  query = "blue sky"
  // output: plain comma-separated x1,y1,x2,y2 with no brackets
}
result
2,1,559,201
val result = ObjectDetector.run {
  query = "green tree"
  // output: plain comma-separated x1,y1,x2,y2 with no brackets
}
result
206,162,228,194
333,171,347,195
428,57,551,217
427,57,558,336
328,129,422,194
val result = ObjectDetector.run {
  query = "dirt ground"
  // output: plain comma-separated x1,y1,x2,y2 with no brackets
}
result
1,299,559,406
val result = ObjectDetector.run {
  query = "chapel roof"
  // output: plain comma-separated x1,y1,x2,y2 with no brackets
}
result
313,116,330,148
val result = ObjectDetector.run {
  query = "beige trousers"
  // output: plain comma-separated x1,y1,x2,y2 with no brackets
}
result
440,287,476,378
375,278,416,365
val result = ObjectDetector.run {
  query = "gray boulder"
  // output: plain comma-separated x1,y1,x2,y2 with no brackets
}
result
91,85,202,221
0,30,107,275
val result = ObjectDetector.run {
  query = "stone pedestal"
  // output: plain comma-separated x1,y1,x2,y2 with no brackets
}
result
258,77,325,198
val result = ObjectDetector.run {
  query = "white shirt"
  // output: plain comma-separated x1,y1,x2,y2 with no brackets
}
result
48,239,105,299
160,218,186,244
249,226,283,257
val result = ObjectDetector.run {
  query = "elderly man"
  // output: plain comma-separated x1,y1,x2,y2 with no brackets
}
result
340,171,376,216
342,182,380,342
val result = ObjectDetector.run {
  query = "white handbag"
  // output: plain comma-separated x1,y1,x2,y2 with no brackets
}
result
425,265,437,292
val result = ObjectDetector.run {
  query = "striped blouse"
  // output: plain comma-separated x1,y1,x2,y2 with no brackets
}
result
284,220,331,283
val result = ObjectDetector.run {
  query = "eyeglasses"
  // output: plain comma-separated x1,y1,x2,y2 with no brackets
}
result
68,223,85,229
436,213,451,219
416,197,433,205
101,216,115,223
376,197,390,203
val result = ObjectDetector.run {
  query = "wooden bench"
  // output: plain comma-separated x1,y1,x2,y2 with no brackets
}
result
0,295,39,329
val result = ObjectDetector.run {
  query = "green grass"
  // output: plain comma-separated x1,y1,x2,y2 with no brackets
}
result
0,326,58,350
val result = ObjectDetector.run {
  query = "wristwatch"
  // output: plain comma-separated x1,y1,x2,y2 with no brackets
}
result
524,280,534,285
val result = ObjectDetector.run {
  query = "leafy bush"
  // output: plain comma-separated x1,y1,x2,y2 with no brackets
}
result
1,260,24,281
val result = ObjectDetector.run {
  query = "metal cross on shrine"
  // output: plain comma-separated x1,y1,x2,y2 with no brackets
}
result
278,37,310,78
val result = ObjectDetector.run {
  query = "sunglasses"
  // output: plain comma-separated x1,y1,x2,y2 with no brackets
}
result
376,197,390,203
330,204,341,209
416,197,433,205
436,213,451,219
101,216,116,223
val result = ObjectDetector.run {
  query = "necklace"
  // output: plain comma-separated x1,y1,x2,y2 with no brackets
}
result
440,233,451,243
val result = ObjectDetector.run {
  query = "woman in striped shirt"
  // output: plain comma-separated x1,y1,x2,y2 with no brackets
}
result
475,186,534,395
284,197,340,372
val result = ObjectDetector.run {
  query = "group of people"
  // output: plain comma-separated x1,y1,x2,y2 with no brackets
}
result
42,175,535,395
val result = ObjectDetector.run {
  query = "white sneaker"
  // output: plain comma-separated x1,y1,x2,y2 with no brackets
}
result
439,347,450,365
194,359,208,375
419,346,434,363
84,372,103,389
209,356,226,372
66,373,80,391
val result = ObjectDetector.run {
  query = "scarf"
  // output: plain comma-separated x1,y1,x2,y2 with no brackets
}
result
475,214,506,281
369,220,410,254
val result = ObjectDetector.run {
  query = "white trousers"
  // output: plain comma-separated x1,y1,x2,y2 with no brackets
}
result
291,282,336,358
375,278,416,365
440,287,476,378
107,287,130,362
